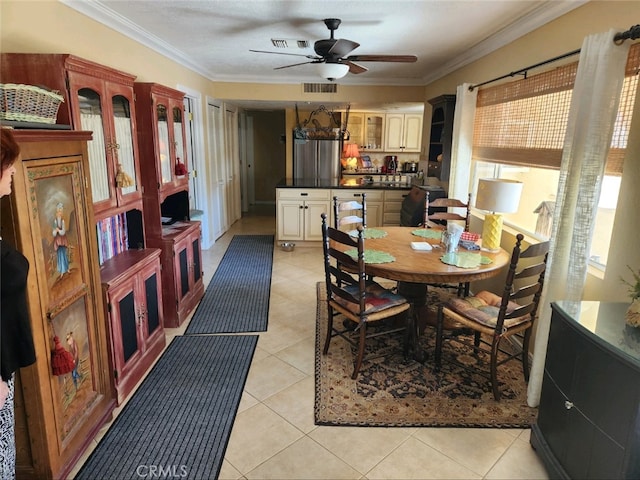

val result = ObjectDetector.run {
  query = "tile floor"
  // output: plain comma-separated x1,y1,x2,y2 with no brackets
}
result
69,209,549,480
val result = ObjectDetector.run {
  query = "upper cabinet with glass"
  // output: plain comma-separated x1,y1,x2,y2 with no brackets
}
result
0,54,143,218
134,83,188,204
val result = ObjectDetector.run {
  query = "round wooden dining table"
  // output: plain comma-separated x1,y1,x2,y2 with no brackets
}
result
336,226,511,361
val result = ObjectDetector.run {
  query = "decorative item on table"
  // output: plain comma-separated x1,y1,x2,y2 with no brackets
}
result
441,223,463,253
0,83,64,124
175,157,187,176
621,265,640,327
115,163,134,188
341,143,360,172
475,178,523,252
280,242,295,252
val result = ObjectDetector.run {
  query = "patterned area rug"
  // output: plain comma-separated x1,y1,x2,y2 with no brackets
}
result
314,283,538,427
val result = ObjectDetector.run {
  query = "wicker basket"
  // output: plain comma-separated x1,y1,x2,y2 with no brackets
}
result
0,83,64,124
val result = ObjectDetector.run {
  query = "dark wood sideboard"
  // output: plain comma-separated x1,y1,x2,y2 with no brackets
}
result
531,301,640,479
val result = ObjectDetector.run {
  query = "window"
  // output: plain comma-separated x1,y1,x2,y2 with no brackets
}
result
471,44,639,267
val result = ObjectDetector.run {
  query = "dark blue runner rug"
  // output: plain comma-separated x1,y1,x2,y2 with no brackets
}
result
76,335,257,480
186,235,273,334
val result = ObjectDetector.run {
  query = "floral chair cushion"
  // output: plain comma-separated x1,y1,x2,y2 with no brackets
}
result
446,290,529,329
337,281,408,315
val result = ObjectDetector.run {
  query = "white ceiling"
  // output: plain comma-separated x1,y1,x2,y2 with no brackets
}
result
63,0,586,109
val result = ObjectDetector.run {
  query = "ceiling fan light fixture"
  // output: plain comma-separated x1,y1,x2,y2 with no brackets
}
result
316,62,349,80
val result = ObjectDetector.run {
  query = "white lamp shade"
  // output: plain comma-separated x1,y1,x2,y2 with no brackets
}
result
475,178,523,213
316,62,349,80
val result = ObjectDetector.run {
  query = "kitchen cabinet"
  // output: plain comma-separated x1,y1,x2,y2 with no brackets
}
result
0,54,143,219
1,130,115,480
531,301,640,480
331,189,383,227
156,221,204,327
277,188,331,241
364,113,385,151
345,112,365,148
100,248,165,405
427,95,456,181
383,189,410,226
384,113,423,152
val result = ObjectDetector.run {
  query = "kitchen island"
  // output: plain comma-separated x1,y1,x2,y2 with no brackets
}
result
276,178,445,243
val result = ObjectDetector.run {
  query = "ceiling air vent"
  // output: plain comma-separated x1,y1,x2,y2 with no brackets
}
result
271,39,310,49
303,83,338,93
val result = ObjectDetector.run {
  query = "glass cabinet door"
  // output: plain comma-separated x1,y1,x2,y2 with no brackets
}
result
77,88,110,203
366,114,385,151
156,103,172,185
112,94,138,196
173,106,186,176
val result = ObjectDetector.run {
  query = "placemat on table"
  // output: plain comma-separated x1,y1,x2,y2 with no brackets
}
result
345,249,395,264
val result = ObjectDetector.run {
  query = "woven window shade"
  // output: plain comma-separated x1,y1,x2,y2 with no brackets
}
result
473,43,639,175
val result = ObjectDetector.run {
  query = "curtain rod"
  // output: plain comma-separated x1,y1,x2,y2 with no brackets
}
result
469,24,640,91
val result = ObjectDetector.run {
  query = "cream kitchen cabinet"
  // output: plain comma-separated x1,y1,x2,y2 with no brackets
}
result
384,113,423,152
342,112,385,151
345,112,365,148
331,189,383,228
277,188,331,241
383,189,410,226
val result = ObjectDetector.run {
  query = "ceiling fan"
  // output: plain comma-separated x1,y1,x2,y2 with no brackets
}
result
250,18,417,80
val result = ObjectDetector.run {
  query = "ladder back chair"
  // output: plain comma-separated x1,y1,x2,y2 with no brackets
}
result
333,193,366,231
425,191,473,297
321,213,411,379
434,233,550,400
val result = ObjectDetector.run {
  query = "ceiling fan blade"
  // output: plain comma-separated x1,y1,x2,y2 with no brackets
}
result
328,39,360,58
250,49,318,60
346,61,368,74
345,55,418,63
273,60,321,70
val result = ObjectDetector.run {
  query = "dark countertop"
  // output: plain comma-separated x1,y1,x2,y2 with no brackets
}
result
277,178,444,191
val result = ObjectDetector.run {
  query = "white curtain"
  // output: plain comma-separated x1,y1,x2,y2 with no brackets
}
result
448,83,477,202
527,29,630,407
81,113,109,202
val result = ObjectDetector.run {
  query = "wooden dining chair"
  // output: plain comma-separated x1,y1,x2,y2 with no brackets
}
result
425,191,473,297
434,233,550,400
333,193,366,231
321,213,411,379
424,191,471,231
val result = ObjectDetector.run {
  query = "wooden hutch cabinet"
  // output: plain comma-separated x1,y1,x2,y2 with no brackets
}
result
0,130,115,479
100,249,164,404
427,95,456,181
134,82,204,327
0,54,143,218
0,53,166,405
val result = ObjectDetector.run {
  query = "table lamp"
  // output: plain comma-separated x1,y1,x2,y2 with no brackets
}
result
475,178,523,252
341,143,360,172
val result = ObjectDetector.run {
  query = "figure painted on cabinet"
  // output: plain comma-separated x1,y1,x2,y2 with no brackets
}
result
52,201,70,278
66,331,81,390
0,127,37,480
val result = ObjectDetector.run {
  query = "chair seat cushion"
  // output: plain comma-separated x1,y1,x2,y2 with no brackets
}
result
339,281,408,314
445,290,529,330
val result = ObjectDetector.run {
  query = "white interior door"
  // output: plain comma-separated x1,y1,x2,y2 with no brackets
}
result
207,99,226,240
224,105,241,224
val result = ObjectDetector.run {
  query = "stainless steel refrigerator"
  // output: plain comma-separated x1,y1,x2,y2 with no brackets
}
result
293,137,341,181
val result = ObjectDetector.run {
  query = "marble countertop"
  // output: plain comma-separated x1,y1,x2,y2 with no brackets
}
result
277,178,443,190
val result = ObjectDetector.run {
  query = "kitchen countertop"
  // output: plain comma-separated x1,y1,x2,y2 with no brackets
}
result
277,178,442,190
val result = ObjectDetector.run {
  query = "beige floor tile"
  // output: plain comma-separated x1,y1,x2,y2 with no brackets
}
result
485,436,549,480
413,427,518,476
309,426,416,475
218,459,243,480
366,436,481,479
274,335,316,375
244,354,307,401
224,403,304,474
245,436,362,479
262,376,317,434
